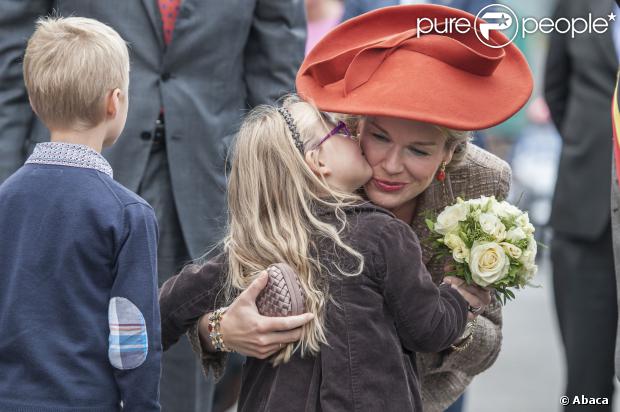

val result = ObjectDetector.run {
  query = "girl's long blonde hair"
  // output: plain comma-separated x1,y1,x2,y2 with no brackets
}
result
223,95,364,364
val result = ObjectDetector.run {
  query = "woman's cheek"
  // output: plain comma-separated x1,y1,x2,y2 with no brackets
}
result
406,157,440,183
361,139,383,167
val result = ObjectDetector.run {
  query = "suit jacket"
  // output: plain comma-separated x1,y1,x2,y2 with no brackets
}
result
343,0,497,21
544,0,617,239
0,0,306,258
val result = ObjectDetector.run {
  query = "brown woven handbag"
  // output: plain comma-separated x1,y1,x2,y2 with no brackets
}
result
256,263,305,317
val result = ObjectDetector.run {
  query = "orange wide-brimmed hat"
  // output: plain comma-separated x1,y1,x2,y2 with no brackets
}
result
297,4,533,130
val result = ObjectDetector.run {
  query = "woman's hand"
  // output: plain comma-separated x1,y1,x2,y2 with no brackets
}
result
443,276,491,321
199,271,314,359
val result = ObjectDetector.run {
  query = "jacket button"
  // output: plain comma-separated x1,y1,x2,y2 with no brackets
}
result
140,131,151,140
161,72,171,81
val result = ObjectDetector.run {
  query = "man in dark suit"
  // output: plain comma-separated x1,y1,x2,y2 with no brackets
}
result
545,0,618,408
0,1,306,410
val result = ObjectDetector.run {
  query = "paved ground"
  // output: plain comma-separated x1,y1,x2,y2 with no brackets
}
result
465,257,619,412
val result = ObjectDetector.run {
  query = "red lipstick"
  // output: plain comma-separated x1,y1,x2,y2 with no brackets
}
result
372,178,406,192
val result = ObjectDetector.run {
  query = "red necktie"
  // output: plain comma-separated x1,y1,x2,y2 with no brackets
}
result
158,0,181,45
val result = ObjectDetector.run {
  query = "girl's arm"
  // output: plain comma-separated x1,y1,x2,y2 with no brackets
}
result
375,218,469,353
159,256,227,350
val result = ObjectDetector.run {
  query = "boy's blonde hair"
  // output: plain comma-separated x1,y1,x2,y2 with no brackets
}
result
223,95,365,365
23,16,129,130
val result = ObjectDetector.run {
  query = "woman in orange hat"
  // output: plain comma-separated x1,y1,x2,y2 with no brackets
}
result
160,92,496,410
160,4,533,412
292,4,532,410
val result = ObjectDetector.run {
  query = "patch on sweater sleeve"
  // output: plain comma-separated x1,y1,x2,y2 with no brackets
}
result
108,297,148,370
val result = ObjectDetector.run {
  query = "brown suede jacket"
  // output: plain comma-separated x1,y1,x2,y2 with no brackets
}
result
160,203,468,411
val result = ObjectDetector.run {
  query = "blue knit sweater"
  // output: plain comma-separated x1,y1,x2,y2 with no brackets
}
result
0,143,162,411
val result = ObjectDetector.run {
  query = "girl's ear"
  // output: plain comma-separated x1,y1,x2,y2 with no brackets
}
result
305,148,332,178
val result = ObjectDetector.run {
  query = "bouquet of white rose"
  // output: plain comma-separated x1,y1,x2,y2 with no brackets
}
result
426,196,539,303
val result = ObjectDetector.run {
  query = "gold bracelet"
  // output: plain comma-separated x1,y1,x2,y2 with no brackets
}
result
450,318,477,352
450,332,474,352
208,307,231,352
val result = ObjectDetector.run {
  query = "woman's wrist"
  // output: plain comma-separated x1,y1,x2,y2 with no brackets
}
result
212,307,233,352
199,312,216,353
451,317,477,348
199,307,232,353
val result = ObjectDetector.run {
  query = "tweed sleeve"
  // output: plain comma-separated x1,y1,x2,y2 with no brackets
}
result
496,160,512,200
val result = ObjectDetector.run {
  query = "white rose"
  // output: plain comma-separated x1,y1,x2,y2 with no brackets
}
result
485,196,499,212
468,195,495,211
516,212,536,235
434,203,468,235
506,226,527,242
452,245,470,263
469,207,482,219
444,233,470,263
500,242,522,259
520,238,538,272
493,201,522,219
523,223,535,236
479,213,507,241
444,233,463,250
524,264,538,282
515,212,530,227
515,217,536,236
468,241,510,287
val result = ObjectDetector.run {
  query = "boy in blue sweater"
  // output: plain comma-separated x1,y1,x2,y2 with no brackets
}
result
0,17,161,411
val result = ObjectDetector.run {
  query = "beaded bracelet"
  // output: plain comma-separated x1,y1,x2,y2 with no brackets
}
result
208,307,232,352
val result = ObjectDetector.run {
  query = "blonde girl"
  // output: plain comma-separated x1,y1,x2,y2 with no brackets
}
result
160,95,478,411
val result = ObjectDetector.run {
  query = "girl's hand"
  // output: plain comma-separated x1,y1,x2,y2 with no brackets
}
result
199,271,314,359
443,276,491,321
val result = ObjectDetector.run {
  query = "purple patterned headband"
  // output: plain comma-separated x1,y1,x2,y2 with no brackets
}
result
277,107,305,154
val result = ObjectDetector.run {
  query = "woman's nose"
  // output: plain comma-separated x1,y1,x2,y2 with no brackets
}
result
382,148,404,175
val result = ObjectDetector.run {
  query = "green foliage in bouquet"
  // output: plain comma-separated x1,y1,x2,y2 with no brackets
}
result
425,196,539,304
